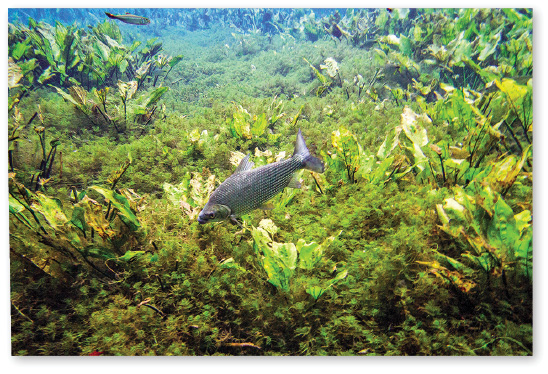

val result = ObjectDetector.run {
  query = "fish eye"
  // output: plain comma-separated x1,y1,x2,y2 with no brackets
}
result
207,212,215,219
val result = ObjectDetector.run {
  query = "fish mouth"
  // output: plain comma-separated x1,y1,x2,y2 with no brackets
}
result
197,217,206,224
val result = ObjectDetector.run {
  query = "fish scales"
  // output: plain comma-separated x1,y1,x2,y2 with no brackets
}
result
209,157,303,216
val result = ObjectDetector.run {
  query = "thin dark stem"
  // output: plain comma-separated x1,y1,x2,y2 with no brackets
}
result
437,153,446,184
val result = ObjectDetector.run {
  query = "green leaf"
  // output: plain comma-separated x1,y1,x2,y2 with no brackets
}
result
9,196,34,229
297,240,321,270
297,233,338,270
31,192,68,230
119,250,145,262
145,86,169,108
478,32,501,61
306,286,326,301
119,59,128,74
9,196,26,215
487,197,520,252
219,258,246,272
251,112,268,137
263,255,292,292
89,186,141,231
11,40,31,60
53,85,79,106
77,190,87,201
82,246,116,260
326,269,348,287
76,196,115,239
399,34,413,57
271,242,298,271
168,54,183,68
70,206,88,233
303,57,329,86
514,210,532,234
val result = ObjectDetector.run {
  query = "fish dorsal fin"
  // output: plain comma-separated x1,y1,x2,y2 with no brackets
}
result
234,154,254,174
293,128,310,158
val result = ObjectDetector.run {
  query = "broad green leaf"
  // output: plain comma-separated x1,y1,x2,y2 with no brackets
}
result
31,192,68,230
297,240,321,270
119,59,128,74
380,34,400,45
9,196,34,229
53,85,80,106
514,228,532,278
303,57,329,85
119,250,145,262
263,255,292,292
189,128,201,142
219,258,246,272
487,197,520,252
82,246,116,260
377,127,401,160
9,196,26,214
168,54,183,68
369,156,395,184
70,206,88,233
76,196,115,239
229,107,252,140
258,219,278,237
401,106,429,147
306,286,326,301
11,40,31,60
251,112,268,137
514,210,532,235
399,34,413,57
271,242,298,271
145,86,169,108
478,32,501,61
90,186,141,231
326,269,348,287
462,56,499,83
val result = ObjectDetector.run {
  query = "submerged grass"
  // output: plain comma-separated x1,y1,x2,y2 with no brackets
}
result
9,8,532,356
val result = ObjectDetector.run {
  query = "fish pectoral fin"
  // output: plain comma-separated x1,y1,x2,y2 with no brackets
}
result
229,215,243,228
286,173,302,189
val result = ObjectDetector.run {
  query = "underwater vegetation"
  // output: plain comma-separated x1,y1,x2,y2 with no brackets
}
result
8,8,532,356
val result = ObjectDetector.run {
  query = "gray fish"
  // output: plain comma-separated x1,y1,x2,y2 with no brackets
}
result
198,129,324,224
105,12,150,25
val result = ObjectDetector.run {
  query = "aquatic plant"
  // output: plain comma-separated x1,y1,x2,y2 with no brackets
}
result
251,219,345,299
9,160,144,282
435,179,532,284
227,104,282,143
303,58,332,97
163,172,217,221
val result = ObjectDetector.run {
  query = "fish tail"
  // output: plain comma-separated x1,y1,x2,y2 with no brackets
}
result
293,129,325,173
105,12,117,20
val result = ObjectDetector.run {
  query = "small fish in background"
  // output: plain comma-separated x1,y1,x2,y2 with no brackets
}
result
104,12,150,25
198,129,324,225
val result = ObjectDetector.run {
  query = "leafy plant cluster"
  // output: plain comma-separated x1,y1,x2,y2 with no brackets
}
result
8,17,182,111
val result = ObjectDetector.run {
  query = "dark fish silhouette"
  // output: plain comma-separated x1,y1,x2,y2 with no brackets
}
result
105,12,150,25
